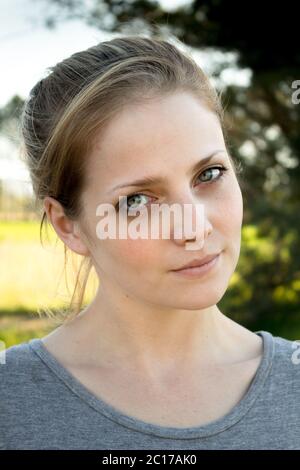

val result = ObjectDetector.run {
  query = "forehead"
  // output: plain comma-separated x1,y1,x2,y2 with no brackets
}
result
86,91,225,188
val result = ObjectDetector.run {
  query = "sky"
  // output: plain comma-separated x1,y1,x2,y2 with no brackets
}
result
0,0,114,108
0,0,251,192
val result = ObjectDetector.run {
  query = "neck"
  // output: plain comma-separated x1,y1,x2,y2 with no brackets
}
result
60,284,259,378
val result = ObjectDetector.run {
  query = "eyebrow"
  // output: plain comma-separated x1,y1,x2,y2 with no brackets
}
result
109,149,227,193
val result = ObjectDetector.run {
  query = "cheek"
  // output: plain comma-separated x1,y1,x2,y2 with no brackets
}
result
216,181,243,234
102,238,161,271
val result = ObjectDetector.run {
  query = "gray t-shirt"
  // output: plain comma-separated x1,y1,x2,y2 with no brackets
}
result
1,330,300,450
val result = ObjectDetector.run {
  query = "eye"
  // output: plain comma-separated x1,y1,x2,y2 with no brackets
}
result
115,165,229,213
195,165,228,186
116,193,154,213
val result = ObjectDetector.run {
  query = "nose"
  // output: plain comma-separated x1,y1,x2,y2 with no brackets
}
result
168,192,213,250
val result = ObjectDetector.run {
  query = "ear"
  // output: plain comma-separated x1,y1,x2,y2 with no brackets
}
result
43,196,90,257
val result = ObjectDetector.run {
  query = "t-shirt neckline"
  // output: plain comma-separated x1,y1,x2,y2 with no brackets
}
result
28,329,275,439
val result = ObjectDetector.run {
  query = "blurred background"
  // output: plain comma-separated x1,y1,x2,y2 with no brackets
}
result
0,0,299,349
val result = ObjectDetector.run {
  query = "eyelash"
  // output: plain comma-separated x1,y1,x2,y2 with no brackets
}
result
115,165,229,212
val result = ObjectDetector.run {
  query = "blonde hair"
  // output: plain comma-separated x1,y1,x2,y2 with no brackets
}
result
20,29,240,325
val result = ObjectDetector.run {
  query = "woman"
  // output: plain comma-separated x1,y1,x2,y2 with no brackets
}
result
1,34,300,450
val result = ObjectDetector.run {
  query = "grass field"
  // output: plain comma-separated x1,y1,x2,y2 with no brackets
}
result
0,220,98,347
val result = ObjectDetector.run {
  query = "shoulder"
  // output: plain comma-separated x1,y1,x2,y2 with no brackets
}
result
269,332,300,386
0,339,47,389
0,340,59,449
273,333,300,363
1,339,36,364
1,340,32,369
0,339,63,427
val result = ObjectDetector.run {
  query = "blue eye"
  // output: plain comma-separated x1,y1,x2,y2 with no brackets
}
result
125,194,151,212
116,165,229,213
115,193,153,214
195,165,228,185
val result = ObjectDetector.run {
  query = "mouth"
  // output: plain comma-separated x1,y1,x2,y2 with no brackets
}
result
171,252,222,272
170,252,222,278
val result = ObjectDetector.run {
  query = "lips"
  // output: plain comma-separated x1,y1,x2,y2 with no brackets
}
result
172,253,220,271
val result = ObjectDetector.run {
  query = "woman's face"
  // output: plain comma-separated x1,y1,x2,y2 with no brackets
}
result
79,91,243,310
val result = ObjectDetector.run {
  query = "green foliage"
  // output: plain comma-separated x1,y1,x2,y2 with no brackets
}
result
0,311,53,348
219,224,300,337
